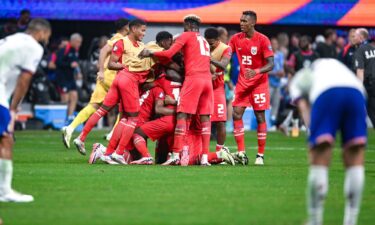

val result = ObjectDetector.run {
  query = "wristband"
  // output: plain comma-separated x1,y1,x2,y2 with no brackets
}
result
254,69,261,74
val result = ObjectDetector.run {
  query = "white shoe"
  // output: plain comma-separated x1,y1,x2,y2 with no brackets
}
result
110,152,127,165
218,149,235,166
200,154,211,166
232,151,249,165
88,143,105,164
62,126,73,149
100,155,119,165
0,189,34,203
254,154,264,165
130,157,153,165
73,137,86,155
162,153,180,165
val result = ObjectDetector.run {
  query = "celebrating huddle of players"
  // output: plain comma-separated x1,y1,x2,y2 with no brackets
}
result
62,11,275,166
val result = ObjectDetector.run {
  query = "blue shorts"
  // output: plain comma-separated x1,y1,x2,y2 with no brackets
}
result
0,105,11,136
309,87,367,149
58,80,77,93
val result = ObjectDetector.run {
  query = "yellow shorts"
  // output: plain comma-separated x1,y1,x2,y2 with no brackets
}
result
89,70,116,104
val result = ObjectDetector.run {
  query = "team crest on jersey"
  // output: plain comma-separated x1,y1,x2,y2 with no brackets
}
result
251,46,257,55
159,92,164,98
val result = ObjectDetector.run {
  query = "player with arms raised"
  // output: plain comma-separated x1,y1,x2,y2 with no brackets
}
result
140,15,213,165
229,11,274,165
0,19,51,202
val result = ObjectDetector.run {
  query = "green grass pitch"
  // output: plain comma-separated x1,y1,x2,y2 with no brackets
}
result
1,130,374,225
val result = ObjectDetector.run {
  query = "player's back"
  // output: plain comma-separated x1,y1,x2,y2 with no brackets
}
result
177,32,210,78
0,33,43,108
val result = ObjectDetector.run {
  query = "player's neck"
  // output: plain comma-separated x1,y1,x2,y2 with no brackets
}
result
127,34,138,44
245,29,255,38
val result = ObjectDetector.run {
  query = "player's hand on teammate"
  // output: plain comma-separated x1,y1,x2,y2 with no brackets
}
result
97,71,105,83
164,95,177,105
138,49,153,58
244,68,257,79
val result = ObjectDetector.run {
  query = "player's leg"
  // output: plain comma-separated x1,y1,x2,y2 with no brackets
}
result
251,84,270,165
199,114,211,166
341,88,367,225
163,112,187,165
73,77,120,155
67,89,78,121
212,88,227,152
111,73,140,164
232,106,248,165
131,128,153,165
0,107,33,202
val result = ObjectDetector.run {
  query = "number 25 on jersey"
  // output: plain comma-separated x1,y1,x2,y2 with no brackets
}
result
242,56,252,65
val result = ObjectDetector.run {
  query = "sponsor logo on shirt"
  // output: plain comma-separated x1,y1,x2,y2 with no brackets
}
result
251,46,257,55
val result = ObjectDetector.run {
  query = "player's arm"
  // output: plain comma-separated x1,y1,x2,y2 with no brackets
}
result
210,49,231,71
296,98,310,128
10,71,33,112
164,95,177,106
356,69,364,82
97,43,112,81
139,34,186,60
355,47,365,82
155,99,175,116
245,56,274,79
165,69,183,83
107,40,125,71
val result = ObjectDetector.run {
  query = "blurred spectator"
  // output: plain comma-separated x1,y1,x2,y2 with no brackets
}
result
0,19,18,39
268,37,285,127
217,26,229,44
17,9,31,32
336,36,346,55
56,33,83,123
47,37,69,83
288,33,300,58
340,28,359,72
89,36,109,67
354,28,375,128
316,29,337,58
277,32,289,58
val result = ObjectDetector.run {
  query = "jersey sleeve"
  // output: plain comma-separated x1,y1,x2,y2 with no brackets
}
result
153,86,165,101
21,45,43,74
222,47,232,59
289,68,313,103
112,39,124,58
261,36,274,59
354,46,365,70
228,36,236,53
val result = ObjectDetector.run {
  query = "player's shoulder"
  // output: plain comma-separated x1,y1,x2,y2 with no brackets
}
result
231,32,245,41
255,31,270,42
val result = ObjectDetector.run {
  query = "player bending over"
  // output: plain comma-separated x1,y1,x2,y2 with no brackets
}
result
0,19,51,202
62,18,129,148
229,11,274,165
290,59,367,225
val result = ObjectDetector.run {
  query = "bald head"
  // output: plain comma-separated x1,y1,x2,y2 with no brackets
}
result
356,28,369,43
70,33,82,50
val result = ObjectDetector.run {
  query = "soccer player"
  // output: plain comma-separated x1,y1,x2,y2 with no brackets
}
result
0,18,51,202
228,11,274,165
139,15,213,166
62,18,129,148
290,59,367,225
204,27,232,152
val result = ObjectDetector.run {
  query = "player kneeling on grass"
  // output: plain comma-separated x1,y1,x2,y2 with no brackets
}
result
0,19,51,202
290,59,367,225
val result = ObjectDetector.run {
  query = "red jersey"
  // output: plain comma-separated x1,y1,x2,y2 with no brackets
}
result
138,86,165,123
154,75,182,109
153,32,211,78
229,31,273,87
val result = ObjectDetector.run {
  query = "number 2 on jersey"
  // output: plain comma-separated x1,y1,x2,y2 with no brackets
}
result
197,36,210,56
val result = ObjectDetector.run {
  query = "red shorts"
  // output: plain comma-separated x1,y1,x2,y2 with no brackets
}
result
232,81,270,111
211,87,227,122
139,116,176,141
103,70,140,113
178,77,213,115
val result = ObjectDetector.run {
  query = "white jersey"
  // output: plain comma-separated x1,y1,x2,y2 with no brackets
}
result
290,58,365,104
0,33,43,108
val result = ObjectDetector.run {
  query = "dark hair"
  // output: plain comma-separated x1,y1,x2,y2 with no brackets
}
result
129,19,146,30
300,35,312,44
184,15,201,27
156,31,173,43
243,10,257,22
20,9,30,15
27,18,51,32
324,29,336,39
115,18,129,31
204,27,219,40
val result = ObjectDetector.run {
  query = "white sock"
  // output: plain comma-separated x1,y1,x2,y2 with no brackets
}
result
0,159,13,195
343,166,364,225
307,166,328,225
172,152,180,160
201,154,208,163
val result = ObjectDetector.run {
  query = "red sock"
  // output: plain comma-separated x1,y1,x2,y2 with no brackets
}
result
257,122,267,155
201,121,211,155
80,107,108,142
105,118,126,156
116,117,138,155
133,133,151,158
216,144,223,152
233,120,245,152
172,119,186,153
208,152,219,163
